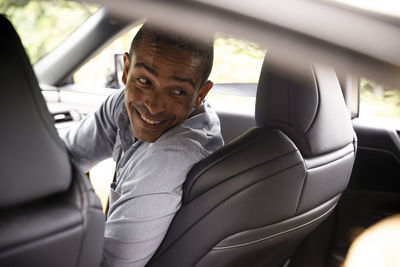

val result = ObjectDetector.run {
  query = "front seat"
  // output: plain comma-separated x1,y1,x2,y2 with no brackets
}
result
0,15,104,267
148,56,357,267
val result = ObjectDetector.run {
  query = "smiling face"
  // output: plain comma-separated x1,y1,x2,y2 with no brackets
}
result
122,36,213,143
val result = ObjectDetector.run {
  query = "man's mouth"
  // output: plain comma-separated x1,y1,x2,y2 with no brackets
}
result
139,112,163,126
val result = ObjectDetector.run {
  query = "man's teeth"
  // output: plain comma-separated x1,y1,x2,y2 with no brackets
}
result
140,114,162,125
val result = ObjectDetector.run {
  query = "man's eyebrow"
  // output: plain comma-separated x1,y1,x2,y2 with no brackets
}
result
134,62,158,76
171,76,195,89
134,62,195,89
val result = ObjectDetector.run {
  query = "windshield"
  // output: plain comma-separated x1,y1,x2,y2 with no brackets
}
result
0,0,100,64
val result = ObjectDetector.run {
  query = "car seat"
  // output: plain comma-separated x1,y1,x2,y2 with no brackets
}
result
148,55,357,267
0,15,105,267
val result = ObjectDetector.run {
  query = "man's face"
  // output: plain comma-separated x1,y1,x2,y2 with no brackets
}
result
122,36,213,143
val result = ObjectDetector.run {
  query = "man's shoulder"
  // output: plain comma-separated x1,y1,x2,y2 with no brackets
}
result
101,89,126,124
152,102,224,158
108,88,125,112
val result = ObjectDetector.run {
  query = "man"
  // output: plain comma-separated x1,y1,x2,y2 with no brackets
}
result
63,24,224,266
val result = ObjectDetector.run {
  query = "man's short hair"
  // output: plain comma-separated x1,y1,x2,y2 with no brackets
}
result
129,24,214,87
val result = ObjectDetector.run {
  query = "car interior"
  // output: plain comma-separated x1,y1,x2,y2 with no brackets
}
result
1,0,400,266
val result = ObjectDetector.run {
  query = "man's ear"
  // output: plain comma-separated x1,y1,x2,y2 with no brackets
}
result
122,52,130,85
194,80,213,108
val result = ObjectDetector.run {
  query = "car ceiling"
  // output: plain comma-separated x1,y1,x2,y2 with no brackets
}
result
69,0,400,88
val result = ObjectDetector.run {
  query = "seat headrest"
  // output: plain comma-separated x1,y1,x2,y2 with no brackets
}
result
255,55,354,157
0,15,71,208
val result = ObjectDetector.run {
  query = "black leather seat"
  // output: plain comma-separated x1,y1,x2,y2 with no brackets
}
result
148,56,357,266
0,15,104,267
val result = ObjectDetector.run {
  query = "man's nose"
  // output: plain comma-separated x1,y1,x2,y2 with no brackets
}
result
144,91,166,115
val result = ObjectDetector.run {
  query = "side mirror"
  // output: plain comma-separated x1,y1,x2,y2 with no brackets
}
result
105,53,124,89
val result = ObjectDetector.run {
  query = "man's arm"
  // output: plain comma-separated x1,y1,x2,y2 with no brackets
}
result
101,143,204,267
62,89,124,173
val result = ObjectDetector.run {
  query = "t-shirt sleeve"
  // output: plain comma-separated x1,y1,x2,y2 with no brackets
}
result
62,89,124,173
101,142,204,267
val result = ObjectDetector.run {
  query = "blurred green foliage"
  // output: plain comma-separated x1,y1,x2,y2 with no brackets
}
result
360,79,400,120
210,35,266,83
0,0,99,63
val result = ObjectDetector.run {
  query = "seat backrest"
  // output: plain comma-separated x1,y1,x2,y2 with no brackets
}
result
148,55,357,267
0,15,104,267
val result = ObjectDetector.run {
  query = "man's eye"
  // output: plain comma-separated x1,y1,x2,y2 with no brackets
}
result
137,77,151,85
172,89,186,96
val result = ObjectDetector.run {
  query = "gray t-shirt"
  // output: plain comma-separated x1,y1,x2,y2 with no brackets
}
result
62,89,224,266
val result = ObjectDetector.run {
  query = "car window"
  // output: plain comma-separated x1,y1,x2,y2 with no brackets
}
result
0,0,99,64
359,78,400,121
208,33,265,114
73,25,142,89
210,34,266,83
